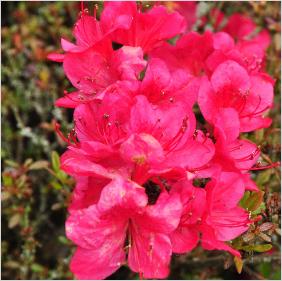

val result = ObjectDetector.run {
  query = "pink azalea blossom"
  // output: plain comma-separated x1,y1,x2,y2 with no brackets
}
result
66,177,182,279
56,45,145,108
47,2,277,279
140,58,200,108
170,172,251,257
222,13,271,49
48,4,134,60
60,93,215,187
206,31,270,75
163,1,197,31
103,1,187,53
151,31,214,76
199,108,260,188
198,60,274,132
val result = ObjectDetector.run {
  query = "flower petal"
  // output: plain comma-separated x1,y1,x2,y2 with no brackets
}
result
128,228,172,279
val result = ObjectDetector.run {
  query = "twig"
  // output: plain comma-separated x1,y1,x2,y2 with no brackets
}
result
176,253,280,268
244,265,265,280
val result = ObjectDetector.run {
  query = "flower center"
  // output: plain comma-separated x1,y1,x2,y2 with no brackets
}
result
143,180,161,205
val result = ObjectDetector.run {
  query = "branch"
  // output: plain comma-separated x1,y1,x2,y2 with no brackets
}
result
175,253,280,268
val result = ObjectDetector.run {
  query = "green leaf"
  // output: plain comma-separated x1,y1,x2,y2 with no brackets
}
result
51,181,62,190
258,222,274,232
2,175,13,187
51,203,62,210
51,151,60,172
24,158,33,168
252,202,266,215
31,263,44,273
58,235,69,245
255,129,264,143
256,169,272,186
241,191,264,212
4,261,20,269
4,159,19,168
17,174,28,188
273,269,281,280
253,244,272,252
8,214,21,229
240,244,272,252
240,191,250,208
56,170,68,182
249,191,265,212
242,232,255,242
234,256,243,274
28,160,49,170
259,262,272,278
258,232,272,243
1,191,11,201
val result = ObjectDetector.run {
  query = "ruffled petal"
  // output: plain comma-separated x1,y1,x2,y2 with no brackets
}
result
70,246,125,280
128,227,172,279
211,60,250,93
60,150,115,179
170,226,199,254
200,225,241,257
97,177,147,213
136,191,182,234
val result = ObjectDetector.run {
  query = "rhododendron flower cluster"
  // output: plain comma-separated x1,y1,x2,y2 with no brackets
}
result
49,2,277,279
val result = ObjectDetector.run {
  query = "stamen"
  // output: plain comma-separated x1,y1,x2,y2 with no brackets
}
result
189,163,211,173
234,146,261,162
94,4,98,19
151,118,161,135
240,96,269,118
69,129,79,146
164,117,188,152
229,143,243,152
238,95,247,114
246,161,280,171
55,122,79,147
137,2,142,12
55,122,70,144
63,90,92,104
193,130,198,140
215,221,250,227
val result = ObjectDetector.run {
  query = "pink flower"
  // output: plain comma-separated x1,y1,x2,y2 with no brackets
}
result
66,177,182,279
55,45,145,108
206,108,260,183
48,5,133,59
60,94,215,187
47,2,277,278
200,8,225,31
223,13,256,41
140,58,199,108
68,176,111,212
103,1,187,53
151,31,214,76
206,31,270,75
198,60,274,132
170,172,250,257
222,13,271,49
164,1,197,31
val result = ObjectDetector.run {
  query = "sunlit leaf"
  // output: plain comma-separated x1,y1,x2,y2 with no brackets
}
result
234,256,243,274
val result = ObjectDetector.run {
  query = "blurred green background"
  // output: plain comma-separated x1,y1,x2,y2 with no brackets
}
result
1,1,281,280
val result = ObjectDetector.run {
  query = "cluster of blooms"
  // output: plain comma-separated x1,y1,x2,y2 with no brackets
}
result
49,2,277,279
